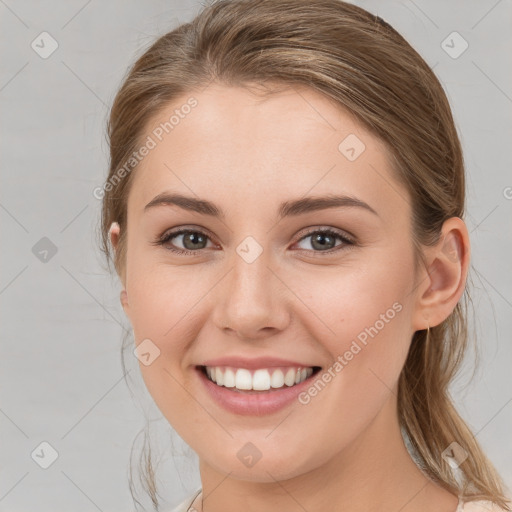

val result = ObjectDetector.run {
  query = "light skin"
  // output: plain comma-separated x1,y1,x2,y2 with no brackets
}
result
110,83,469,512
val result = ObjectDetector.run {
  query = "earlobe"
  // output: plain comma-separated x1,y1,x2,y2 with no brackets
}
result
120,289,129,313
109,221,120,251
412,217,470,330
109,221,128,297
108,221,128,286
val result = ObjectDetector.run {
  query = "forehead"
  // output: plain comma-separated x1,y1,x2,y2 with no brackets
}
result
127,83,409,221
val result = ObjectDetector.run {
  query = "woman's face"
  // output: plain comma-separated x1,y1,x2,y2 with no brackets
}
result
118,83,426,481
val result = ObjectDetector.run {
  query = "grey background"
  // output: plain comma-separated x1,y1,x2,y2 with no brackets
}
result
1,0,511,510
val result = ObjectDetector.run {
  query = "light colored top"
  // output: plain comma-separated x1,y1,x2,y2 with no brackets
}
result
168,489,201,512
166,490,509,512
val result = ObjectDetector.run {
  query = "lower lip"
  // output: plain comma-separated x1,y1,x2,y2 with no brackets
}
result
195,366,319,416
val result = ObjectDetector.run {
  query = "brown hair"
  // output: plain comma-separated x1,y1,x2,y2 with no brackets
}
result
99,0,510,509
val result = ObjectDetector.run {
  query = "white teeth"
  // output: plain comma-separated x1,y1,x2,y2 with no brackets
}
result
235,369,252,390
270,369,284,388
252,369,271,390
284,368,296,386
224,368,236,388
204,366,315,391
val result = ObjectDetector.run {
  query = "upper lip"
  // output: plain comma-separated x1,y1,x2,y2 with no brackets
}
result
199,356,321,369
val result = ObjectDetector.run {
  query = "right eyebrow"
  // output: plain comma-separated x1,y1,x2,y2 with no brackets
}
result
277,194,378,219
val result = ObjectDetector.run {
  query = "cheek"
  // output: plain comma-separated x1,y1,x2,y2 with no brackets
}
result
126,257,203,340
123,263,199,415
287,253,414,419
286,248,414,349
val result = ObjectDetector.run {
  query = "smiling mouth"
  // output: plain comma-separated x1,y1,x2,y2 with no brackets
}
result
197,365,322,393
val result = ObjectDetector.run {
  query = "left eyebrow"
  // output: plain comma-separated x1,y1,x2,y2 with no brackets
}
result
143,192,378,219
277,194,378,219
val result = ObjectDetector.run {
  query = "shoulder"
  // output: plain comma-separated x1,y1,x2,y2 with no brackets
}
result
460,500,510,512
164,489,202,512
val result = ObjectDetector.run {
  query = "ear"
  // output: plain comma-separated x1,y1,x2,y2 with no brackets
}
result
109,222,130,314
412,217,470,330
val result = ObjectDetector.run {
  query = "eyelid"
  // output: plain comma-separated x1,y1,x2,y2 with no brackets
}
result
295,225,356,244
153,225,217,243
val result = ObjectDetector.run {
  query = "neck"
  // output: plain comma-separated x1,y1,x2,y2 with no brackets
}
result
195,391,458,512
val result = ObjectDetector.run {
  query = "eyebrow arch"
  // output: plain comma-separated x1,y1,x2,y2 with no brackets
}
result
144,192,378,218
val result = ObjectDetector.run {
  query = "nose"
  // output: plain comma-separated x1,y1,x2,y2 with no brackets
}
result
212,249,290,340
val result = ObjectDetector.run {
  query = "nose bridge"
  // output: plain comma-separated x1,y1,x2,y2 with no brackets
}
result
213,243,288,337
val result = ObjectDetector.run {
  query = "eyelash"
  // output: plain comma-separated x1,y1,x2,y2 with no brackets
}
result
152,226,356,256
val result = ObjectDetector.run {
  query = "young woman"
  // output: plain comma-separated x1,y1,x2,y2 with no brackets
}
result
99,1,510,511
